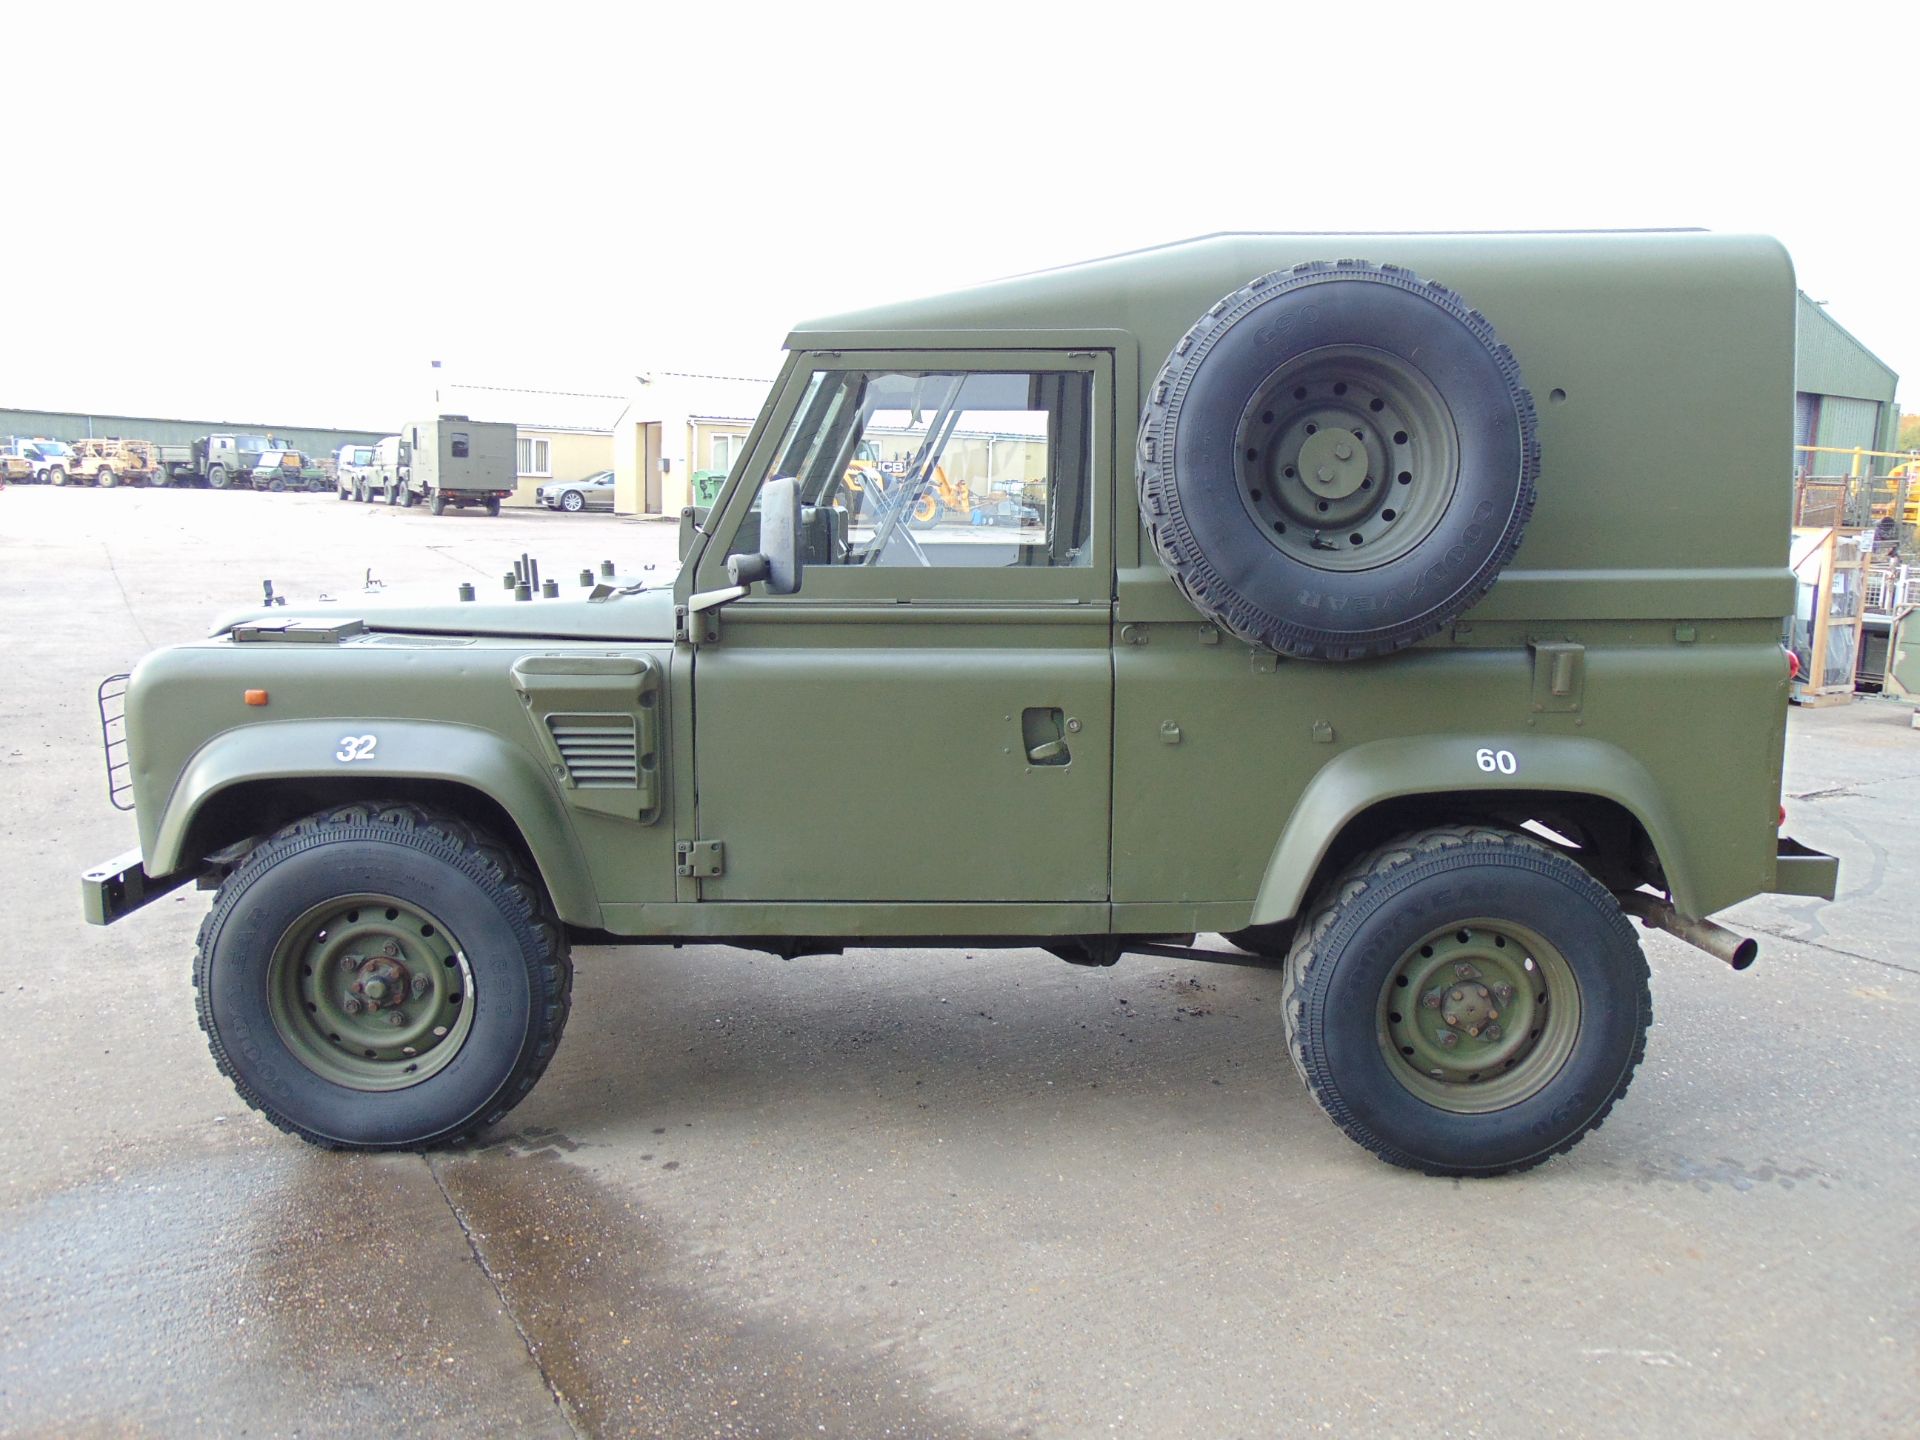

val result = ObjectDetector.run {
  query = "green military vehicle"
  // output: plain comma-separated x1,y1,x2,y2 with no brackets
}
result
82,232,1839,1175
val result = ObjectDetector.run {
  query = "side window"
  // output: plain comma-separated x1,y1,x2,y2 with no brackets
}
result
730,368,1093,572
451,432,470,459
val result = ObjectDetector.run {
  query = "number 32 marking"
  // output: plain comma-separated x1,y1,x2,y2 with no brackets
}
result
1475,747,1518,775
336,734,378,763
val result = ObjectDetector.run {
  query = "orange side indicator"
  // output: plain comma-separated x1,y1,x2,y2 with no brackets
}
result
244,689,270,706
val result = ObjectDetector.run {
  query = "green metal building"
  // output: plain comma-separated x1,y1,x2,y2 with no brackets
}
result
0,407,385,459
1794,292,1900,476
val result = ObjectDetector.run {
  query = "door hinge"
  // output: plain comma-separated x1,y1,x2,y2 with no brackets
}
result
676,840,725,878
1529,640,1585,714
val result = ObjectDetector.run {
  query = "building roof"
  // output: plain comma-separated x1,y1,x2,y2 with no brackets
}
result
634,371,775,426
441,383,626,433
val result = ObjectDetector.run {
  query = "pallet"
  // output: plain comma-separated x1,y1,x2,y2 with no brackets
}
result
1794,690,1856,708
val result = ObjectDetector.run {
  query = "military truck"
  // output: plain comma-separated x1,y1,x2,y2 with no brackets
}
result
154,433,285,488
0,436,47,483
81,233,1839,1176
395,416,515,515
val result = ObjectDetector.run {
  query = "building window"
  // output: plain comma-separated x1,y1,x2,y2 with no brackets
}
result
516,437,550,476
711,432,747,473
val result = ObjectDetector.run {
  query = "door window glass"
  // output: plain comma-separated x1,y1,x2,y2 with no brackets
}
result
733,368,1093,571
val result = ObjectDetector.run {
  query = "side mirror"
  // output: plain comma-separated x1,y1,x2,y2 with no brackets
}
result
726,477,803,595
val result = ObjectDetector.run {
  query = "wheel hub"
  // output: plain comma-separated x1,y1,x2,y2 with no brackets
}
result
1297,428,1369,501
267,895,474,1092
1379,919,1581,1113
1235,345,1460,572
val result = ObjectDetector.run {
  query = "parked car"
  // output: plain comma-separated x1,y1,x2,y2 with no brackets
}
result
538,469,616,513
334,444,378,502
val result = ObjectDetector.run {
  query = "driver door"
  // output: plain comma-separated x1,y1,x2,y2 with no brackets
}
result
689,351,1114,907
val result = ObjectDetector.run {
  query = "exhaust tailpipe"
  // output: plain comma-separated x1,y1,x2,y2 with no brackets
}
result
1618,893,1757,970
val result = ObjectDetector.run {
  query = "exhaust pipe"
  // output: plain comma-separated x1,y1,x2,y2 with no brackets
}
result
1618,893,1757,970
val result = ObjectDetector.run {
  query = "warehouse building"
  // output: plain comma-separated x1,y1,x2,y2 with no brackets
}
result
1794,292,1900,475
0,407,383,459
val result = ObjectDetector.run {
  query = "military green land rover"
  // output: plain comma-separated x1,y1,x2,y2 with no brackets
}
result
84,233,1840,1174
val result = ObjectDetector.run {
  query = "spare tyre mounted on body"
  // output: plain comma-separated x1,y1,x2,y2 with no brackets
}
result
1139,259,1538,660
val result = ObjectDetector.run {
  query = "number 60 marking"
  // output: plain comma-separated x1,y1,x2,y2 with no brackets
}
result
1476,747,1518,775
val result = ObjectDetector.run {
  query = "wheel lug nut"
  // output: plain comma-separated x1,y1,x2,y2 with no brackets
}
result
1468,1025,1482,1038
1476,986,1489,999
1421,989,1442,1010
1495,983,1516,1003
382,940,399,958
339,954,358,973
1438,1032,1459,1049
1455,963,1479,979
1443,1012,1458,1026
342,995,362,1015
387,1010,407,1028
1484,1023,1503,1041
1451,989,1464,1002
411,974,431,999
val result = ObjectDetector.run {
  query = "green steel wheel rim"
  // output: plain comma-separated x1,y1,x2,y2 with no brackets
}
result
1233,344,1460,572
265,893,477,1091
1378,917,1582,1114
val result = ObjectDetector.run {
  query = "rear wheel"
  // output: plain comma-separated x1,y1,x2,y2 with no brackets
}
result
194,802,572,1149
1283,825,1649,1176
430,493,446,515
485,498,501,516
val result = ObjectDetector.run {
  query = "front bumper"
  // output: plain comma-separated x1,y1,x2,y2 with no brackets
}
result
81,850,192,926
1774,836,1840,899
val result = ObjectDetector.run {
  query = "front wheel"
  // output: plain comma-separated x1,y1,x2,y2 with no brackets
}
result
49,466,67,487
97,468,117,488
1283,825,1650,1176
561,490,584,513
207,464,229,489
194,803,573,1149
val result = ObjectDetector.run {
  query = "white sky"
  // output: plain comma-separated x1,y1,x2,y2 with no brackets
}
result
5,2,1913,431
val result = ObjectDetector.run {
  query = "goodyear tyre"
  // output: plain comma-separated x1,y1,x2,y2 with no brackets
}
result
1139,261,1539,660
1283,826,1649,1176
194,803,572,1149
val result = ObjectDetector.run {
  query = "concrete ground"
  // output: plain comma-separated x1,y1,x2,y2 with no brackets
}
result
2,486,1915,1438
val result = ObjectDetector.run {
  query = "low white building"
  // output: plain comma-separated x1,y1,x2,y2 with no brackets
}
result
612,372,775,516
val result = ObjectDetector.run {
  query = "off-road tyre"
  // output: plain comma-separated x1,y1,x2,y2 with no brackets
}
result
194,801,573,1150
147,469,168,488
485,497,501,516
207,463,229,489
430,492,447,516
97,468,117,489
401,486,417,508
1139,260,1539,661
1281,825,1649,1176
49,466,68,487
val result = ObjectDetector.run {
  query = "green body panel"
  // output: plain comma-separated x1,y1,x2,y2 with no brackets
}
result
93,231,1827,940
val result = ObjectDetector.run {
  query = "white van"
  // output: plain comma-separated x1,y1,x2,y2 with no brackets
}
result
333,443,379,501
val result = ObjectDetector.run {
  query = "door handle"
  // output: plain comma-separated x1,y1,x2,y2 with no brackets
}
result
1021,707,1071,766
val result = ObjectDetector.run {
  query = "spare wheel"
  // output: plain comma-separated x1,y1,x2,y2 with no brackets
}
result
1138,260,1539,660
